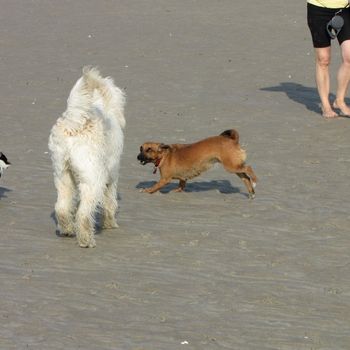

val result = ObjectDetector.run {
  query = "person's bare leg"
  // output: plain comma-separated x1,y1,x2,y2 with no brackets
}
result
333,40,350,115
315,47,338,118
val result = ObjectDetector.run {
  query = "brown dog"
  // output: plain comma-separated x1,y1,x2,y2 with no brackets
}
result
137,129,257,198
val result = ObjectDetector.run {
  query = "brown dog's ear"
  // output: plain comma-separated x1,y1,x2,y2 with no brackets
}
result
158,143,171,152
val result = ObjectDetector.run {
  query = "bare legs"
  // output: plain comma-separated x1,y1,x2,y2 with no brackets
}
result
334,40,350,115
315,46,338,118
315,40,350,118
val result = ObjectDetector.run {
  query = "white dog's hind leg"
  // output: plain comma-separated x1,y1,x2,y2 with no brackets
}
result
102,182,119,229
75,182,103,248
54,170,76,236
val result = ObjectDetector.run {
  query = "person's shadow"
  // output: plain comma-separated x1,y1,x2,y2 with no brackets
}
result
261,82,322,113
260,82,350,114
136,180,248,197
0,187,11,199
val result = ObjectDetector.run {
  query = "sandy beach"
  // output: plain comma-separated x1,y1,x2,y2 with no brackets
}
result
0,1,349,349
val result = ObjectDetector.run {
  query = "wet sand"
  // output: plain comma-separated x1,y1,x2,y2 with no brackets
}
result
0,1,349,349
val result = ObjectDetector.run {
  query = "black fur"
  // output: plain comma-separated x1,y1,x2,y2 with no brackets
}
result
220,129,239,143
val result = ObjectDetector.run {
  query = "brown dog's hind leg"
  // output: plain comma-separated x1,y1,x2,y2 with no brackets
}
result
236,172,255,199
243,165,257,185
172,179,186,192
222,159,257,198
237,165,258,197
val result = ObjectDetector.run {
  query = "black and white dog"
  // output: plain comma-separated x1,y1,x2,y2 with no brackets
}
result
0,152,10,178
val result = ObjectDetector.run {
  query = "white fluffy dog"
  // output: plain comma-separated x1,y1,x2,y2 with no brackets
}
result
48,67,126,247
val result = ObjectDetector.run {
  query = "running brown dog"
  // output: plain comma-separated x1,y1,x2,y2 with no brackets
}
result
137,129,257,198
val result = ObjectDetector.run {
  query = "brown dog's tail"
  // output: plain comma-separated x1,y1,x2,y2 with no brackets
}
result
220,129,239,144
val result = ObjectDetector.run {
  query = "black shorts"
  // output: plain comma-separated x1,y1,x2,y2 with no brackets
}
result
307,3,350,47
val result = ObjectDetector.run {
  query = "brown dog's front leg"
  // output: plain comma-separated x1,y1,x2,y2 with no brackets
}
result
141,179,170,193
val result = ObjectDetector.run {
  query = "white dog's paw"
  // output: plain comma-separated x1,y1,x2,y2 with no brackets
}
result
59,231,75,237
78,238,96,248
57,224,75,237
102,214,119,229
103,221,119,229
139,188,154,193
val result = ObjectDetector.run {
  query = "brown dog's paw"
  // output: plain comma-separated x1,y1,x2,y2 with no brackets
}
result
172,188,184,193
139,188,152,193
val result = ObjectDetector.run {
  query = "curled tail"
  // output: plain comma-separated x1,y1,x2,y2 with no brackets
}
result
83,66,126,128
220,129,239,144
65,66,126,128
65,66,100,114
82,66,104,91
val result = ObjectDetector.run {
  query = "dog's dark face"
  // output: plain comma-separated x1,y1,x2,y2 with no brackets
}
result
0,152,10,167
137,143,170,165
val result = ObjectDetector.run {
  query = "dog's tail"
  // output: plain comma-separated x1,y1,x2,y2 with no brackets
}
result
65,66,126,128
220,129,239,144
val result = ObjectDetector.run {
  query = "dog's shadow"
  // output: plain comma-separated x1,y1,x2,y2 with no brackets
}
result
51,212,65,237
0,186,12,199
136,180,247,196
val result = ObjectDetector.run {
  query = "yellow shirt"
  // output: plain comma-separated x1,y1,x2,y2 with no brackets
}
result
308,0,348,8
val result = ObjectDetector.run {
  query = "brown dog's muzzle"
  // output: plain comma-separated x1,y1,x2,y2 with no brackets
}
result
137,152,153,165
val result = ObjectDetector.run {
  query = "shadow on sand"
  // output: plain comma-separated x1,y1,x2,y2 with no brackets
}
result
261,82,323,114
261,82,350,117
0,187,12,199
136,179,248,197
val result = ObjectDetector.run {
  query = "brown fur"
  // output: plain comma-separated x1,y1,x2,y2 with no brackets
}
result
137,129,257,198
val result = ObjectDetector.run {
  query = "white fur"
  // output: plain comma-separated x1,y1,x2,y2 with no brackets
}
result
48,67,126,247
0,160,10,178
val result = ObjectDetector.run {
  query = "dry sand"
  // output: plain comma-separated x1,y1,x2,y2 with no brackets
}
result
0,1,349,349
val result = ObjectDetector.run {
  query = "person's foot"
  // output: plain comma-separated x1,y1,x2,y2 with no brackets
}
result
322,107,338,119
333,100,350,116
